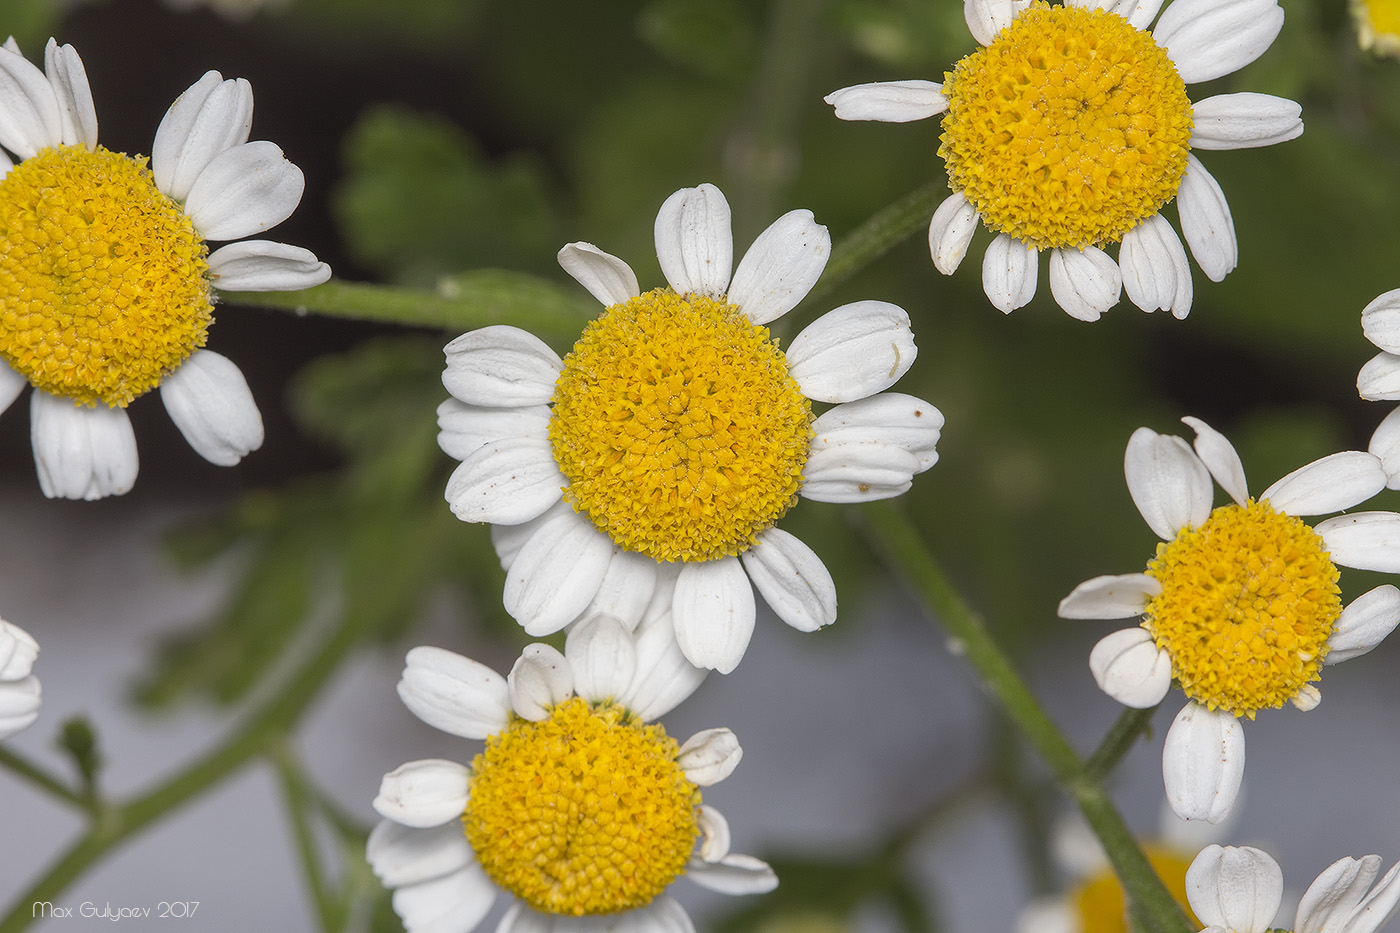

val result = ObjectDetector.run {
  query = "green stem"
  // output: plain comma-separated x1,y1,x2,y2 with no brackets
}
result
1085,705,1160,786
228,271,594,337
272,744,340,933
0,748,87,812
857,501,1194,933
0,613,365,933
805,181,943,306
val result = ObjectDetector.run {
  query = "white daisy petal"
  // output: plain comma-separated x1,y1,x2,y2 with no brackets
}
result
391,865,497,933
741,528,837,633
801,442,921,503
43,40,96,149
367,821,474,888
1163,702,1245,824
565,613,637,703
687,854,780,896
1357,352,1400,402
436,399,550,461
1057,573,1161,619
574,549,658,632
928,191,980,275
0,42,62,157
728,209,830,325
442,326,562,408
823,80,948,122
444,437,566,525
151,71,254,202
964,0,1033,45
0,146,11,178
672,557,756,674
1361,288,1400,354
1048,246,1122,321
1315,512,1400,573
1182,416,1249,505
677,727,742,787
1120,213,1192,319
811,393,943,472
1190,93,1303,150
981,234,1038,312
183,140,305,241
1368,408,1400,489
1327,585,1400,665
654,183,733,297
398,646,511,740
697,805,731,862
1177,154,1238,283
1186,844,1283,933
0,362,27,415
507,643,574,722
1295,856,1400,933
504,512,613,637
1088,628,1173,708
786,300,916,403
159,350,263,467
620,614,708,721
0,677,40,739
557,242,640,307
207,240,331,292
31,392,138,500
1124,427,1213,540
1071,0,1166,29
372,759,472,828
1153,0,1285,84
1259,451,1386,516
490,501,571,573
0,621,39,681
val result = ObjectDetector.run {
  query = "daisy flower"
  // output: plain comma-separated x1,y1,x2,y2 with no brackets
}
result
1058,417,1400,822
367,613,777,933
1352,0,1400,56
0,39,330,499
439,183,942,673
824,0,1303,321
0,620,40,740
1186,845,1400,933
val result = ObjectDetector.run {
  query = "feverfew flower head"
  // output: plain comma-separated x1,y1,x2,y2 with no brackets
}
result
1186,845,1400,933
0,39,330,500
0,619,41,739
440,183,943,673
1352,0,1400,56
367,613,777,933
1058,417,1400,822
824,0,1303,321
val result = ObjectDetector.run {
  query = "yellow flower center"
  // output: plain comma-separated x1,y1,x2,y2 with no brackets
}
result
1144,500,1340,717
1354,0,1400,53
548,288,812,563
938,3,1194,250
0,144,212,408
1073,845,1199,933
463,697,701,916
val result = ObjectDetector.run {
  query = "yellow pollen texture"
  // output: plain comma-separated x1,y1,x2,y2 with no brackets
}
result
463,697,701,916
1144,500,1341,717
1073,845,1199,933
0,144,212,407
549,288,812,563
938,3,1194,250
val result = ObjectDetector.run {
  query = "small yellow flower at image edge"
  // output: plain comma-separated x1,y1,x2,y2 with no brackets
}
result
825,0,1304,321
0,38,330,500
1352,0,1400,56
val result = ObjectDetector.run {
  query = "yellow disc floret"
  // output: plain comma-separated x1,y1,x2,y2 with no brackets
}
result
549,288,812,563
1144,499,1341,717
938,3,1194,250
1073,844,1199,933
464,697,701,916
0,144,212,407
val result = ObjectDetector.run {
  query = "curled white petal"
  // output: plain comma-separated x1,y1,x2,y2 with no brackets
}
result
1368,408,1400,489
1182,416,1248,505
44,40,96,149
436,399,550,462
159,350,263,467
728,209,830,325
621,613,708,721
810,393,943,473
965,0,1032,44
741,528,838,633
208,240,330,292
1177,154,1237,283
1163,702,1245,824
31,393,137,501
1088,628,1173,708
0,42,62,158
152,71,254,202
1048,246,1122,322
981,234,1038,313
503,512,613,636
1124,427,1213,540
1258,451,1386,516
1120,214,1192,318
1153,0,1285,84
0,621,39,681
687,854,780,896
0,677,41,740
1295,855,1400,933
823,80,947,122
397,646,510,740
443,437,566,525
697,805,731,862
366,820,473,888
1190,93,1303,150
929,192,980,275
1327,585,1400,665
184,140,305,241
1358,353,1400,402
672,557,756,674
390,864,497,933
565,613,637,704
1315,512,1400,573
677,727,742,786
801,442,921,502
557,242,639,307
372,759,471,828
1362,288,1400,354
507,643,573,721
786,301,916,403
1057,573,1160,619
442,326,561,408
1186,844,1284,933
654,183,732,297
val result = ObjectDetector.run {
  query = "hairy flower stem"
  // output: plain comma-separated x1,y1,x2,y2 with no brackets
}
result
859,501,1195,933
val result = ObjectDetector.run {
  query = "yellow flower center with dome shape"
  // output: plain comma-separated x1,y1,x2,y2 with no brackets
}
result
1074,844,1199,933
1143,499,1340,717
463,697,701,916
548,287,812,564
938,3,1194,250
0,144,212,408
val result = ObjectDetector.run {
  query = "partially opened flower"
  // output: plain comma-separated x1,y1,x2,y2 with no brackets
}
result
367,613,777,933
0,39,330,499
439,182,942,673
1058,417,1400,822
0,620,40,740
824,0,1302,321
1187,845,1400,933
1352,0,1400,56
